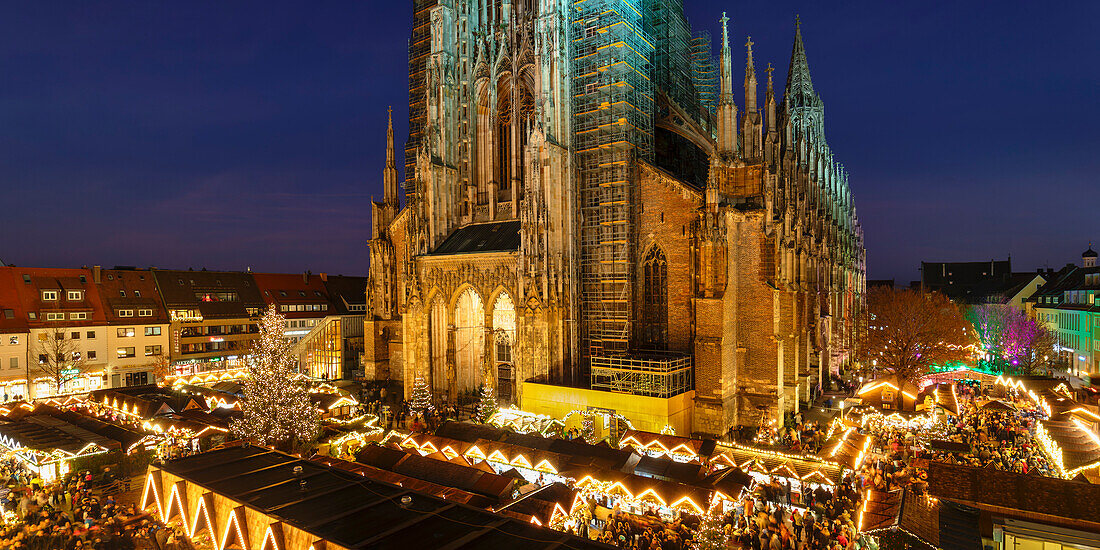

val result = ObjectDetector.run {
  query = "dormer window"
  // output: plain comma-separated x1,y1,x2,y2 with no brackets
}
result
41,290,58,301
67,290,83,301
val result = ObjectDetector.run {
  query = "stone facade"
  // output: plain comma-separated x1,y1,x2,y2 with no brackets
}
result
365,1,865,435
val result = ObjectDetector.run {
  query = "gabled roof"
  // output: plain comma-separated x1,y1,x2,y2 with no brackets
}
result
3,266,109,328
96,268,169,324
250,272,332,316
0,268,28,332
151,270,265,317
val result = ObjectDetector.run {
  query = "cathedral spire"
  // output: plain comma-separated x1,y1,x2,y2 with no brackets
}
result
719,12,733,105
716,12,738,159
784,15,820,109
383,106,399,208
765,63,776,133
744,36,757,113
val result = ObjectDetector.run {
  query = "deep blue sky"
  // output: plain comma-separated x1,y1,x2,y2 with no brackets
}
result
0,1,1096,282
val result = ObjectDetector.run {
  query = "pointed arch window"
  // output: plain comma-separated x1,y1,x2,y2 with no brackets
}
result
642,247,669,349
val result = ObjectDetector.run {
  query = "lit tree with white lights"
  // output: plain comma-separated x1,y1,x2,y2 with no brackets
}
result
693,508,728,550
475,384,498,423
230,305,320,452
409,377,434,417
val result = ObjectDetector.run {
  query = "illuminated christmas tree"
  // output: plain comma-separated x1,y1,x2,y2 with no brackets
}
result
693,509,728,550
409,377,433,416
475,384,498,423
230,305,320,451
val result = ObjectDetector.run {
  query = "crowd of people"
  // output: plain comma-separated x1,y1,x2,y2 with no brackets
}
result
721,474,871,550
0,461,185,550
925,392,1054,475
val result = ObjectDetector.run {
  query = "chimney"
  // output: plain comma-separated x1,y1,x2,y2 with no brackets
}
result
319,272,328,282
92,265,102,284
303,271,309,283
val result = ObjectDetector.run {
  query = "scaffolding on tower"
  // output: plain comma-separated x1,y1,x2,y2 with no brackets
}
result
571,0,655,364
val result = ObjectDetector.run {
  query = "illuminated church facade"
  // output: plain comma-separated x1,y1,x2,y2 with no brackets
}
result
364,0,865,435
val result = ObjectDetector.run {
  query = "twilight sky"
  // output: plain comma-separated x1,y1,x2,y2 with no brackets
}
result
0,1,1096,283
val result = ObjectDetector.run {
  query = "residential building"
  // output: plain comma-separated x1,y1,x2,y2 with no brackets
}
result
151,270,265,378
251,272,332,345
3,267,110,397
94,266,171,388
1030,248,1100,379
0,268,29,400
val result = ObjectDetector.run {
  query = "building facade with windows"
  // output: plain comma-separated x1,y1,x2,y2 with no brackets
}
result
1031,248,1100,380
291,274,368,380
0,268,30,400
95,267,170,388
151,270,265,378
251,272,333,346
1,267,111,397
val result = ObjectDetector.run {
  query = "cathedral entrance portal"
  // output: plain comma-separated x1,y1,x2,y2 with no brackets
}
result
491,292,516,405
453,288,485,396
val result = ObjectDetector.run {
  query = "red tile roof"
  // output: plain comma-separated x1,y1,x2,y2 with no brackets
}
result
0,268,28,332
1,267,108,328
250,272,333,318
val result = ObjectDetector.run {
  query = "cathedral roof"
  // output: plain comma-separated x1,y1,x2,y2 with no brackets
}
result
429,220,521,256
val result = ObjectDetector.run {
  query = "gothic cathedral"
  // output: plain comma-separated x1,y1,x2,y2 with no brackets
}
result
364,0,865,436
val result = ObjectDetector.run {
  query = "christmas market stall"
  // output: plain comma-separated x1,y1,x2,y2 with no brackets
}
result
618,429,716,463
0,403,144,481
712,442,842,504
856,375,920,412
142,445,609,549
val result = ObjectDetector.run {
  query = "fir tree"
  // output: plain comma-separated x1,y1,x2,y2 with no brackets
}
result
693,510,728,550
230,305,320,451
409,377,434,416
475,384,498,423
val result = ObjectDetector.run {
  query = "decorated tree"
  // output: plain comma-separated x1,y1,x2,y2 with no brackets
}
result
409,377,434,417
230,305,320,452
856,288,975,408
693,510,728,550
965,305,1057,374
475,384,498,423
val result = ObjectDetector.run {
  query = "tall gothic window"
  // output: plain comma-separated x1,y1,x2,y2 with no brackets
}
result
642,246,668,349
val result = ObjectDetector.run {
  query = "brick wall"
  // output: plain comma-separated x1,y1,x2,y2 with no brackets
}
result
637,165,702,353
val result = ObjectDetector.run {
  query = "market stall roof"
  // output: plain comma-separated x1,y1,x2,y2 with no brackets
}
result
928,462,1100,527
438,421,638,471
981,399,1016,412
1039,419,1100,473
356,444,516,501
918,383,959,415
857,489,903,533
311,456,494,508
158,446,609,549
466,438,573,475
631,455,704,484
571,468,712,514
494,482,578,526
618,430,716,460
817,428,871,471
714,443,843,485
0,414,118,455
46,406,146,449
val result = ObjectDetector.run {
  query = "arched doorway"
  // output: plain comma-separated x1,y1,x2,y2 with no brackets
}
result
491,292,516,405
453,288,484,395
429,296,448,396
